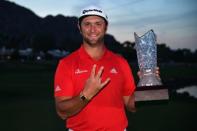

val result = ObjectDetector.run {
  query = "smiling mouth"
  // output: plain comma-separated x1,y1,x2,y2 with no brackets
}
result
89,35,98,39
89,33,97,37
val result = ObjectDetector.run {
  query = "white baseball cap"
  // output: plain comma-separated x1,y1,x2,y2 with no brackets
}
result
79,5,108,23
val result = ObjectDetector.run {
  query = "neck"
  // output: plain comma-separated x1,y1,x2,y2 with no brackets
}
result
83,43,105,60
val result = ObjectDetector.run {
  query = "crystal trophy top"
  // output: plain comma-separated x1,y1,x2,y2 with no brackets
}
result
134,29,162,87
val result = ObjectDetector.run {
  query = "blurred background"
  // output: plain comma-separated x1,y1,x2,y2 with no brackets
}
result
0,0,197,131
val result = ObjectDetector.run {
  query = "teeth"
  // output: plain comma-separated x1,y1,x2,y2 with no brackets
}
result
90,35,97,37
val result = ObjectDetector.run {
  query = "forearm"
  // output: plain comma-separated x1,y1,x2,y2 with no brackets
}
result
56,94,89,119
123,94,136,112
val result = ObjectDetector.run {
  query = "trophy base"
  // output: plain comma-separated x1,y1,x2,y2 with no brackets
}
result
134,85,169,102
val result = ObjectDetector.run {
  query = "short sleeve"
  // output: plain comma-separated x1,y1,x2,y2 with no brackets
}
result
121,58,136,96
54,60,74,97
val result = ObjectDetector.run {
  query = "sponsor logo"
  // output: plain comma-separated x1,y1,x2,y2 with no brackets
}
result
55,85,61,92
82,9,102,14
110,68,118,74
75,69,88,74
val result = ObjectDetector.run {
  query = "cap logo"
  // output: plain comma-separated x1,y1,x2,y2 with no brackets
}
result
82,9,102,14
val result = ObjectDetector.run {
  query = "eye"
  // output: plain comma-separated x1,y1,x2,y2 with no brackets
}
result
95,22,103,27
83,22,90,27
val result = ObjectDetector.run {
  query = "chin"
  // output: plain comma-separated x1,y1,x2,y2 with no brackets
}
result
84,36,103,46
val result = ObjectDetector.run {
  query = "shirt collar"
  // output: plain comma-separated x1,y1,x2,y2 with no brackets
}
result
78,44,109,62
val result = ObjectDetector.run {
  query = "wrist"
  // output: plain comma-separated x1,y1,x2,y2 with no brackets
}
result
80,91,90,102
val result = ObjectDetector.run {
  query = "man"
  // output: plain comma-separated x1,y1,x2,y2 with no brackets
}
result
54,5,136,131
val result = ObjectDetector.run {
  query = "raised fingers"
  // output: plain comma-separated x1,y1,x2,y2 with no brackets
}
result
90,64,96,78
101,77,111,87
96,66,104,79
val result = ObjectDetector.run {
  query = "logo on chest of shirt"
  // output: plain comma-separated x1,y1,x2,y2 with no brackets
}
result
110,67,118,74
75,68,88,74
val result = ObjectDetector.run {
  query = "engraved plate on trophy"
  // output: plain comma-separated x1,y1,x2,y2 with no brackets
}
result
134,29,169,101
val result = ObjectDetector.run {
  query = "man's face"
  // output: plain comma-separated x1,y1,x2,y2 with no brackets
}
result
79,16,107,46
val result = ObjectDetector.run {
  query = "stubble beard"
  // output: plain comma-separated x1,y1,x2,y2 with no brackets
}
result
83,34,105,47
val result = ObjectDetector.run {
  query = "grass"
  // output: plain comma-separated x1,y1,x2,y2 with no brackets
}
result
127,99,197,131
0,61,197,131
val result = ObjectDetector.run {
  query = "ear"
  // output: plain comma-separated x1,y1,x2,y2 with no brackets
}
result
105,24,108,32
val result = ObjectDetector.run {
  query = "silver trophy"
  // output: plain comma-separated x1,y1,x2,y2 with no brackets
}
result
135,29,162,86
134,29,169,101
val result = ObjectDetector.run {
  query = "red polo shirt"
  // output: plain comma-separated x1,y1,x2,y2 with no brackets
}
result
54,45,136,131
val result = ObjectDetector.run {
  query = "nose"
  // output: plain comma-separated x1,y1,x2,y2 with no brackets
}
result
90,25,96,33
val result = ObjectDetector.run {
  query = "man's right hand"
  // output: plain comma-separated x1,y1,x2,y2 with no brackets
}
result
82,64,111,100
